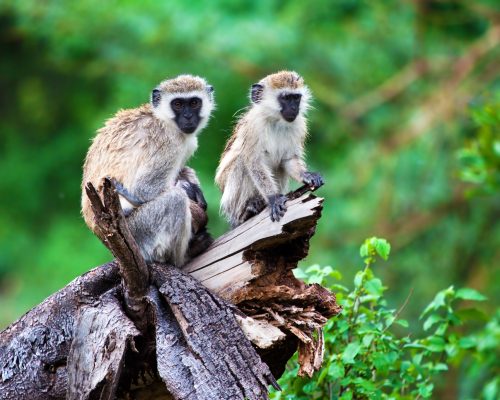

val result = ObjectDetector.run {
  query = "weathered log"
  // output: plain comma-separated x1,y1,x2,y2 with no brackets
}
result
67,290,140,400
0,263,120,399
185,190,341,377
82,179,279,399
0,185,340,399
150,265,278,399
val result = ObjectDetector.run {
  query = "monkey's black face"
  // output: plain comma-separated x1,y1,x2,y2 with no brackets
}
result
171,97,202,134
278,93,302,122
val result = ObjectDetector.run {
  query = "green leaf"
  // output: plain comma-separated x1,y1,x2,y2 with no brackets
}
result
359,294,379,303
328,269,343,281
342,341,361,364
418,382,434,398
354,377,377,393
362,333,375,347
328,362,345,379
435,323,448,336
426,336,446,352
483,377,499,400
456,288,487,301
374,238,391,260
372,352,390,372
359,237,391,261
359,242,370,258
395,319,409,328
339,391,353,400
433,363,448,372
445,342,459,357
365,278,384,296
322,265,333,275
331,284,350,293
354,271,364,288
412,352,424,365
421,287,453,317
308,274,324,284
458,336,476,349
455,308,488,322
423,314,442,331
305,264,321,273
293,268,308,279
337,319,350,334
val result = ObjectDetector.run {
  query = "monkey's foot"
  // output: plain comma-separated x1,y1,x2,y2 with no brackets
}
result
268,194,287,222
241,195,267,222
302,172,324,190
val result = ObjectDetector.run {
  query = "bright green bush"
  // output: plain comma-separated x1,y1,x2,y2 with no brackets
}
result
272,237,498,399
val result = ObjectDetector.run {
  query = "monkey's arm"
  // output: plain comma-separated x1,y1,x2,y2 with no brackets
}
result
177,167,213,258
283,157,324,190
177,167,201,186
244,157,287,222
109,178,145,216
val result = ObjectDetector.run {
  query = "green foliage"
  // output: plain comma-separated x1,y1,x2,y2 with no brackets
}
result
273,238,498,399
458,94,500,195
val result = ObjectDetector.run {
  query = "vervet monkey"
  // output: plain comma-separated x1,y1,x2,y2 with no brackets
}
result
82,75,215,265
215,71,323,228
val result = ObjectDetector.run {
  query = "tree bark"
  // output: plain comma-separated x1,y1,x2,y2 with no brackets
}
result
0,184,340,399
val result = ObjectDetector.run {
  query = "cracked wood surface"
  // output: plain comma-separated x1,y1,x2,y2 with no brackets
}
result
0,187,340,398
184,193,323,298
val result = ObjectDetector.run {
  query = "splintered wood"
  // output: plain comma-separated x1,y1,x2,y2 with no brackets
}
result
184,193,342,377
0,188,340,399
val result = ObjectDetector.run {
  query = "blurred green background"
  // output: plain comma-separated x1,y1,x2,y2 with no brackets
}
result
0,0,498,361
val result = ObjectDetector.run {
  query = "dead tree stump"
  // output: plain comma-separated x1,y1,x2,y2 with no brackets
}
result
0,181,340,399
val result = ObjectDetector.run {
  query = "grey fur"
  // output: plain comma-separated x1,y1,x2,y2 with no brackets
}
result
82,75,215,265
126,188,191,265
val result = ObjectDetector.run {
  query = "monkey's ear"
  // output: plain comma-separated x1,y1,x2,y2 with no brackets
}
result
206,85,214,101
151,89,161,107
251,83,264,103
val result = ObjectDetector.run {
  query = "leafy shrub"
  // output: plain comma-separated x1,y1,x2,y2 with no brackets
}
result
271,237,498,399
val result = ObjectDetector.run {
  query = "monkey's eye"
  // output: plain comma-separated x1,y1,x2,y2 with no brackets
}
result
172,99,183,111
190,98,201,109
283,93,301,101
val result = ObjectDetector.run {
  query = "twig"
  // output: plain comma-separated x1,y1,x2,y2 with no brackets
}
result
85,178,149,321
382,288,414,334
287,184,318,201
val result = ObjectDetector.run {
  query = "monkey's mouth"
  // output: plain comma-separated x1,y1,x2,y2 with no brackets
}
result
281,111,298,122
181,125,197,134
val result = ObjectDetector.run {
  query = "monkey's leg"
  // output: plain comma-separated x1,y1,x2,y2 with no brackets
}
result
240,195,267,222
126,188,191,266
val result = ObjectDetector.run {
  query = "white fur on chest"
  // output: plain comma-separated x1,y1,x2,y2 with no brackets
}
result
183,134,199,161
169,133,198,180
260,120,302,167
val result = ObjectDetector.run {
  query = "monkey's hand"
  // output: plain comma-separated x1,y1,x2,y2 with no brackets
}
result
108,177,145,216
268,194,288,222
177,180,208,211
302,172,324,190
